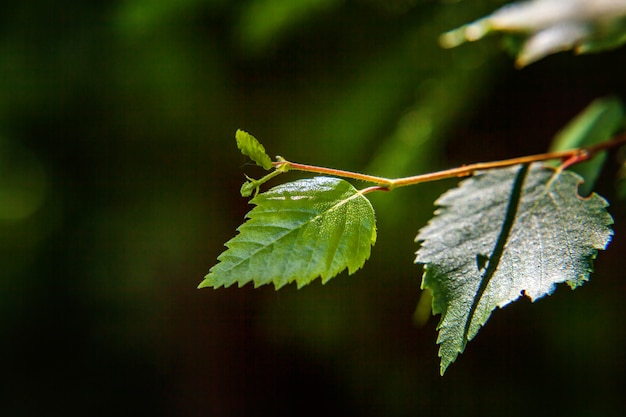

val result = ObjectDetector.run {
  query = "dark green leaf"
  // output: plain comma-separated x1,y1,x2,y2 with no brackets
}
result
578,18,626,54
236,129,273,170
415,163,613,374
199,177,376,290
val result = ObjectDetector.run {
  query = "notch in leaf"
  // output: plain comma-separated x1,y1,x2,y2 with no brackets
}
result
236,129,273,170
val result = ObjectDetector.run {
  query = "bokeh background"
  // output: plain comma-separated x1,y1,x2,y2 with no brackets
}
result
3,0,626,416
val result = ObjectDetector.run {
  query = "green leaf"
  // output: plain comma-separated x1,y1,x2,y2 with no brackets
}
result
238,0,342,54
578,18,626,54
415,163,613,375
236,129,273,170
549,97,624,195
199,176,377,290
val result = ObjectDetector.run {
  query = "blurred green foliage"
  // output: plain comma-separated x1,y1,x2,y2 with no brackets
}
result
2,0,626,416
548,96,624,195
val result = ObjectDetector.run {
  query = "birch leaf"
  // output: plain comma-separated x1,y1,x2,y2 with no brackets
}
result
200,177,376,290
415,163,613,374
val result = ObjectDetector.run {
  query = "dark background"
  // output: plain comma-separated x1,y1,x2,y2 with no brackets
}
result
2,0,626,416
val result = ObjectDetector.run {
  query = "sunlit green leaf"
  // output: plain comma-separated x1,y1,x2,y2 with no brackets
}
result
415,163,613,374
236,129,273,170
199,177,377,289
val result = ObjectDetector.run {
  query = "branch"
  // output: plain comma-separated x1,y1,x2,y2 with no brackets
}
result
272,132,626,193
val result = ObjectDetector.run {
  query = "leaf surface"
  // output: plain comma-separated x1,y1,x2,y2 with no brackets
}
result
236,129,273,170
415,163,613,374
200,177,376,290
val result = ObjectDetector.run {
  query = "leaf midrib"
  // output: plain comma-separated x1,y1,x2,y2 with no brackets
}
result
463,163,529,343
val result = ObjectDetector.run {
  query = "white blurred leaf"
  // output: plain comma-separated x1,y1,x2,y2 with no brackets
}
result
440,0,626,67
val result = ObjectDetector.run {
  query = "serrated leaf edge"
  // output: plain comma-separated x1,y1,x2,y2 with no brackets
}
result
236,129,273,170
200,178,377,290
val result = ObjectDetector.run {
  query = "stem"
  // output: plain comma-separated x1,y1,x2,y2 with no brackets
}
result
271,133,626,192
273,160,393,187
241,169,285,197
390,148,581,188
360,185,392,195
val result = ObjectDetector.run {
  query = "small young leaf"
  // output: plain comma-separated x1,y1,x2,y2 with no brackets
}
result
236,129,273,170
199,177,377,290
549,97,624,195
240,179,258,197
415,163,613,375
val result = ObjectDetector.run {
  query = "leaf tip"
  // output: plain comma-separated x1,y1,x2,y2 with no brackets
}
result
197,278,212,289
439,19,493,49
438,346,459,376
198,272,227,289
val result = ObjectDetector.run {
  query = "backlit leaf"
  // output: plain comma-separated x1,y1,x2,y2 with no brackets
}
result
415,163,613,374
236,129,273,170
199,177,376,290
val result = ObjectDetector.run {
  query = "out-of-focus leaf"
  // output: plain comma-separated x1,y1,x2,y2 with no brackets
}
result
415,163,613,374
549,97,624,195
237,0,341,53
439,0,626,67
0,137,48,221
200,177,377,289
